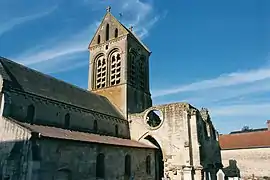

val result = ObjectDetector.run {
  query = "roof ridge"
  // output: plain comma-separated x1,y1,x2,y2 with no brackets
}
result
0,56,99,97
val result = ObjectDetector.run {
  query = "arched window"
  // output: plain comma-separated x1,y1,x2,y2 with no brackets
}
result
32,140,41,161
115,125,118,136
96,153,105,178
146,155,151,174
106,24,109,41
114,28,118,38
95,55,107,89
26,104,35,124
129,53,136,85
110,51,121,86
138,56,145,89
125,154,131,177
93,120,98,133
97,35,101,44
64,113,70,128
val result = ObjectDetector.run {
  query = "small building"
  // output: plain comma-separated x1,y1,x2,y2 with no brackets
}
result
219,120,270,179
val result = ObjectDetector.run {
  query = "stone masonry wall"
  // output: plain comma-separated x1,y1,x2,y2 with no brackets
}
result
3,89,130,139
0,115,32,180
129,103,222,179
221,148,270,179
37,138,156,180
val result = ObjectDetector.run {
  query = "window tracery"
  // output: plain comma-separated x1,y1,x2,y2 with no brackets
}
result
95,55,107,89
129,53,136,85
110,51,121,86
138,56,145,89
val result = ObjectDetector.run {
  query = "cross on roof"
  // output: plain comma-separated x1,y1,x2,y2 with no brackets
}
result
129,26,133,31
106,6,111,12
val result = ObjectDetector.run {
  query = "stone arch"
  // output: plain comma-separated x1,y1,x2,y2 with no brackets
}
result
144,135,164,180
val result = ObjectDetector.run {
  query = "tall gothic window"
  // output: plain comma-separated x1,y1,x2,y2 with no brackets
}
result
26,104,35,124
125,154,131,177
95,55,107,89
114,28,118,38
146,155,151,174
115,124,118,136
110,51,121,86
129,53,136,86
97,35,101,44
138,56,145,89
64,113,70,128
106,24,109,41
96,153,105,178
93,120,98,133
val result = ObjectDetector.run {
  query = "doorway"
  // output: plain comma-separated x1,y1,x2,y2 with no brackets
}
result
145,135,164,180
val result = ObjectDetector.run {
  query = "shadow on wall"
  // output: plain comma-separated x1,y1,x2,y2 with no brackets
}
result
222,159,241,180
0,139,41,180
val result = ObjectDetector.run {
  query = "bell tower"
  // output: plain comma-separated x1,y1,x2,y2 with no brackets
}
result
88,7,152,118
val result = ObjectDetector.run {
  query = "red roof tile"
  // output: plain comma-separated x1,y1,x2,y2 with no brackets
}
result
13,121,157,149
219,130,270,150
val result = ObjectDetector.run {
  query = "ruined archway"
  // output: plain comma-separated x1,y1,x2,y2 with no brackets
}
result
144,135,164,180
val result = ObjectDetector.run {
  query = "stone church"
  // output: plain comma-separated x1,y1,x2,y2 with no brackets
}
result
0,7,222,180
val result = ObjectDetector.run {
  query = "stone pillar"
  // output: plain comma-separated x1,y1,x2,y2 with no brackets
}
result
189,109,201,167
194,166,203,180
183,167,192,180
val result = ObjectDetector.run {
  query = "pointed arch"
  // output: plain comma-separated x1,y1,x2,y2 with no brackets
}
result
115,124,118,136
146,155,151,174
93,120,98,133
96,153,105,178
106,23,109,41
124,154,131,177
97,35,101,44
64,113,70,128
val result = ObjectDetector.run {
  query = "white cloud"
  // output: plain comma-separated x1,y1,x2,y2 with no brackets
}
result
0,6,57,37
152,66,270,98
13,0,164,73
14,22,99,66
209,103,270,119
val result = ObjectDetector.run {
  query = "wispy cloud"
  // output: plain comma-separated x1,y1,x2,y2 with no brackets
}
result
152,66,270,98
210,103,270,117
0,6,57,37
151,59,270,133
12,0,164,73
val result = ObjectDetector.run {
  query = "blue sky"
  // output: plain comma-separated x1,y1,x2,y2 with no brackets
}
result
0,0,270,134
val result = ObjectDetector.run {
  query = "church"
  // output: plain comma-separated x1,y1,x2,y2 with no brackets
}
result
0,7,222,180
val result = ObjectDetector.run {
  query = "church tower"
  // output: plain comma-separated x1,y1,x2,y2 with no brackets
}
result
88,7,152,118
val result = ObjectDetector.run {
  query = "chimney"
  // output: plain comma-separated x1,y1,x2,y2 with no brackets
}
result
267,120,270,131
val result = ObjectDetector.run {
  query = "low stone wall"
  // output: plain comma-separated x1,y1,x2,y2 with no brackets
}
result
221,148,270,179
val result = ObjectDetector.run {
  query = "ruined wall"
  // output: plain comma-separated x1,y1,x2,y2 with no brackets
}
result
3,89,130,139
37,138,156,180
129,103,222,179
221,148,270,179
0,115,32,180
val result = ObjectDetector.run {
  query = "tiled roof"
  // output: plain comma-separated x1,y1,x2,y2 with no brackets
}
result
219,130,270,150
15,121,156,149
0,57,124,119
